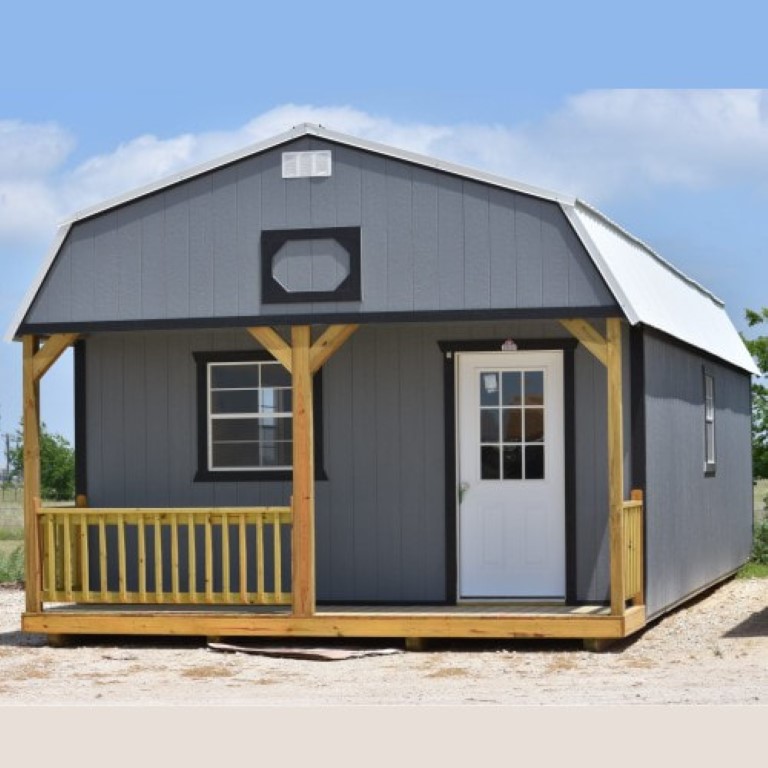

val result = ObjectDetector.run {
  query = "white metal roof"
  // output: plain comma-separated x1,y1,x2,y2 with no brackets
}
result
5,123,760,374
565,202,758,374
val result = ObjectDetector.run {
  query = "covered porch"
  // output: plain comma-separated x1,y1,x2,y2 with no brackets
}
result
20,318,647,644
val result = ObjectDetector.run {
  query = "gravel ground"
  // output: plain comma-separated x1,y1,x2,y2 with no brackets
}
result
0,577,766,706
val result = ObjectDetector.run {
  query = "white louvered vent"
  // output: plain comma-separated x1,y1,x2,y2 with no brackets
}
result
282,150,332,178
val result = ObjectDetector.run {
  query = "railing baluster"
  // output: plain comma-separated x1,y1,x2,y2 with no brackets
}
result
171,515,180,603
273,511,283,601
188,512,197,603
98,517,107,600
45,513,56,601
138,515,147,603
80,512,90,602
222,515,231,604
205,514,213,603
117,512,127,601
239,513,247,603
154,513,163,603
63,514,73,600
256,515,265,599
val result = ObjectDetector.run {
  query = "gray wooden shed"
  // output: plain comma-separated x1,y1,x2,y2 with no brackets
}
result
8,123,757,645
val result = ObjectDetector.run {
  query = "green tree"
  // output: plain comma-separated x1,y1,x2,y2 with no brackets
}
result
744,308,768,479
9,422,75,501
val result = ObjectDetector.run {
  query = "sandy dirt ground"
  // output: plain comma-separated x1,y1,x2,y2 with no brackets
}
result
0,577,766,706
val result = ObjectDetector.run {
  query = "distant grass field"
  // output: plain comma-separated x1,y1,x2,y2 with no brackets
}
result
755,478,768,523
0,487,24,581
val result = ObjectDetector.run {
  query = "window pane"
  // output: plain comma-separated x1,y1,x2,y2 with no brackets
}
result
211,418,259,441
210,364,259,389
259,440,293,467
525,445,544,479
706,422,715,463
481,446,500,479
503,409,522,442
258,416,292,442
211,390,259,414
524,371,544,405
262,364,291,387
260,388,292,414
480,409,500,443
480,373,500,406
502,372,522,406
525,408,544,442
212,442,260,468
503,446,522,479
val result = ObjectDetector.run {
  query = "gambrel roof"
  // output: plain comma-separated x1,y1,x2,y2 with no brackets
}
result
7,123,758,374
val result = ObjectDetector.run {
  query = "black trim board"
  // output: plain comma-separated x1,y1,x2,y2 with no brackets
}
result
74,339,87,499
18,306,619,338
261,227,362,304
193,349,327,483
438,338,578,605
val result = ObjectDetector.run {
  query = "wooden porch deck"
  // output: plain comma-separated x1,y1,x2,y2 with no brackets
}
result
22,603,647,641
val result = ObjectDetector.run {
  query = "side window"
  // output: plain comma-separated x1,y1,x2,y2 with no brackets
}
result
193,350,325,482
704,372,716,475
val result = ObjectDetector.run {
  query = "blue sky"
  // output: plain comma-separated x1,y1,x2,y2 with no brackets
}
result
1,1,767,449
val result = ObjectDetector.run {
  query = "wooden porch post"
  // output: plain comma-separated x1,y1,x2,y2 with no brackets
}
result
21,333,81,613
22,336,42,612
606,318,626,615
561,317,628,616
291,326,315,617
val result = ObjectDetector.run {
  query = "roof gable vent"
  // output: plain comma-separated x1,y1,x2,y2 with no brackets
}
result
282,150,332,178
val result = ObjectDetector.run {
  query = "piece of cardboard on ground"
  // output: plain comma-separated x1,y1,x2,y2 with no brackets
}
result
207,639,403,661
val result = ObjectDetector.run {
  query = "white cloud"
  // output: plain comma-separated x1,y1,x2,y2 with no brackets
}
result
3,91,768,250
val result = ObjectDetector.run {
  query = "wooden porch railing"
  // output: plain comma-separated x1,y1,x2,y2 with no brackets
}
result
621,490,644,606
36,502,292,606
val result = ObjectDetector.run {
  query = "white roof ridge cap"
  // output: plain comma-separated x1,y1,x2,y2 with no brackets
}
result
574,199,725,308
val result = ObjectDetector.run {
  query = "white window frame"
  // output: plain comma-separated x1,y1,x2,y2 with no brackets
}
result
704,372,716,475
207,360,292,472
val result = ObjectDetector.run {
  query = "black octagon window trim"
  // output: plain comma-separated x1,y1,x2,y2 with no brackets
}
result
193,349,327,483
261,226,362,304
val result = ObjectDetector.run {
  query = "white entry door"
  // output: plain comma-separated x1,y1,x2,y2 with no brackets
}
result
457,351,565,599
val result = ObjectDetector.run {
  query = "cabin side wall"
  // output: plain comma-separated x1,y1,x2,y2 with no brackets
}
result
643,330,753,619
83,321,615,603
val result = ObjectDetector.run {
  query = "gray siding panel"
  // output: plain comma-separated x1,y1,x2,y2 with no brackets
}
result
463,182,491,310
643,332,753,618
164,186,191,319
412,168,440,310
140,197,166,319
437,175,464,310
26,138,617,328
85,320,610,603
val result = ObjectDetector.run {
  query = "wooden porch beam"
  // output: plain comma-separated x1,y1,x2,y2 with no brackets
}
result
246,327,292,372
559,319,608,367
291,325,315,617
606,318,626,616
31,333,80,382
309,324,358,374
22,335,42,612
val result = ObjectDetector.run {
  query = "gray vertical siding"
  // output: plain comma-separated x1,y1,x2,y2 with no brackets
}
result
643,331,753,619
25,137,616,328
85,321,614,603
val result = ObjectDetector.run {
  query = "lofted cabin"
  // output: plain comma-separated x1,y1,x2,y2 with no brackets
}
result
7,124,757,647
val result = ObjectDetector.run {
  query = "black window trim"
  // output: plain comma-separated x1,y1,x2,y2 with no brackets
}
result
193,349,326,482
261,226,362,304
